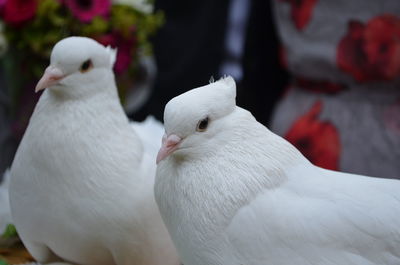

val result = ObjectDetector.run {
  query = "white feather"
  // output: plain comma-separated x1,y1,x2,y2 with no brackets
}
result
105,45,117,67
0,170,12,231
155,76,400,265
9,37,178,265
130,116,165,158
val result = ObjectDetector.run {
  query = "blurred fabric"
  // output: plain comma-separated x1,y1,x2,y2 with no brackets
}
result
270,0,400,178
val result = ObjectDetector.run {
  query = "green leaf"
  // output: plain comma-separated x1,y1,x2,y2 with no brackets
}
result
37,0,61,17
2,224,18,239
0,259,10,265
80,16,110,36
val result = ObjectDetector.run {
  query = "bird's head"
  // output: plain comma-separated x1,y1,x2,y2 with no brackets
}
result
156,76,237,164
35,36,117,95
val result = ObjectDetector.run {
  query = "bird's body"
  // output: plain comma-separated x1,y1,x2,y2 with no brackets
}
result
9,37,178,265
155,77,400,265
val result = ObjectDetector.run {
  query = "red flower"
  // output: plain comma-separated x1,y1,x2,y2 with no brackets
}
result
279,0,318,30
96,31,136,74
285,101,341,170
2,0,37,26
295,77,348,94
337,14,400,82
64,0,111,22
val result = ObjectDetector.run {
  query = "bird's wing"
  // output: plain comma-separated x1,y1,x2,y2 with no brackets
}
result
130,116,164,158
226,165,400,265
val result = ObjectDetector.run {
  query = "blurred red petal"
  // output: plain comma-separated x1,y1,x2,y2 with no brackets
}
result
95,32,136,74
2,0,37,26
337,15,400,82
285,101,341,170
280,0,318,30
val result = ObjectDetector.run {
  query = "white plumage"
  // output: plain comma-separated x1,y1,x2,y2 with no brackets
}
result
9,36,178,265
154,76,400,265
0,170,13,245
0,170,11,232
131,116,166,156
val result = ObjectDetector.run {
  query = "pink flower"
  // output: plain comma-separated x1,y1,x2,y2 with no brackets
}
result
2,0,37,26
96,31,136,74
64,0,111,22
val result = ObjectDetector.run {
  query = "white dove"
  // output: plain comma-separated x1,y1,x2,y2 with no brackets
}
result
9,36,179,265
154,76,400,265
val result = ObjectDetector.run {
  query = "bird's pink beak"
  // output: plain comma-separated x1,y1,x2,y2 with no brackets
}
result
156,134,182,164
35,65,65,93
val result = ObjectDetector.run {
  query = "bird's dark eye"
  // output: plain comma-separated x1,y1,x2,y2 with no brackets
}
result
196,117,209,132
80,59,93,73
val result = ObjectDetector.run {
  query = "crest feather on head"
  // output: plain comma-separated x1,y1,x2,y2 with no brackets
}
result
106,46,117,67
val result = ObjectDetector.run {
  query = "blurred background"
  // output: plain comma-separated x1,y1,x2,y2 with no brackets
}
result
1,0,399,180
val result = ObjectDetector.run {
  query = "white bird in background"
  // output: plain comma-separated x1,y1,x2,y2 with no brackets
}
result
9,36,179,265
154,76,400,265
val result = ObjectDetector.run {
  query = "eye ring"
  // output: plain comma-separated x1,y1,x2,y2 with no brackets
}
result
80,59,93,73
196,117,209,132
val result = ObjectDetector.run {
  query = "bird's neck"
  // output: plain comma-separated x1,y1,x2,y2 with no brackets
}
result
50,71,119,100
28,76,141,159
36,78,125,121
159,136,304,225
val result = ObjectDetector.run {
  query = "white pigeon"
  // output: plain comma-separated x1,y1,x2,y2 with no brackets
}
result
9,36,179,265
154,76,400,265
